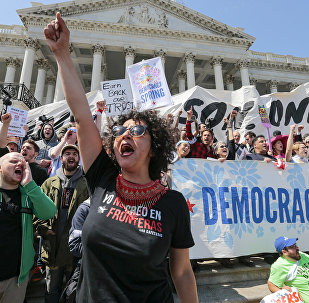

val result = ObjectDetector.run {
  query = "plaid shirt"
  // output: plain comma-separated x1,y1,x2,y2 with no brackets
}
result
186,121,215,159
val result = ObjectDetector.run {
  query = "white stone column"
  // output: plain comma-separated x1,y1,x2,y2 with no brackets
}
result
177,70,186,93
124,46,135,78
184,52,195,89
91,44,104,91
210,56,224,90
225,74,234,91
45,76,55,105
19,38,38,88
268,80,278,93
54,44,73,102
237,59,250,86
154,49,166,69
34,59,49,103
4,57,20,83
100,64,107,82
54,70,65,102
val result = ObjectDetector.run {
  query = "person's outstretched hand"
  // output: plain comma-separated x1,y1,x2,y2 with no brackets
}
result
44,12,70,56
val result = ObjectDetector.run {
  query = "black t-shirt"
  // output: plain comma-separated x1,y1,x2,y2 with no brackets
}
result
0,147,9,158
0,188,22,281
245,152,276,161
29,162,48,186
77,149,194,303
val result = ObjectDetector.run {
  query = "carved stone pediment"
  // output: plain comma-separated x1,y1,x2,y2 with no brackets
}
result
16,0,255,43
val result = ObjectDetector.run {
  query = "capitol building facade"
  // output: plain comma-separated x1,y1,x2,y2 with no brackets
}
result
0,0,308,109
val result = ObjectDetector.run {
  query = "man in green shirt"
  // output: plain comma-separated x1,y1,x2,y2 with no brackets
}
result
268,236,309,303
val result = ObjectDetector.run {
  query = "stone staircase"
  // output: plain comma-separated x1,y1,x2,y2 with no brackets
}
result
26,257,272,303
174,257,272,303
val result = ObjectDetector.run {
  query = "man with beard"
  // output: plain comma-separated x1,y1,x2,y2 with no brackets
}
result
35,145,88,303
21,139,48,186
268,237,309,303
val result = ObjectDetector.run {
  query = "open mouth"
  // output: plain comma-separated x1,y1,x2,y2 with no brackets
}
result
15,169,22,176
120,143,134,156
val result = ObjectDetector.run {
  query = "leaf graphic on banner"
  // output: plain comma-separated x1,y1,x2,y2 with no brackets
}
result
174,169,191,180
207,225,221,242
187,159,197,173
224,232,233,249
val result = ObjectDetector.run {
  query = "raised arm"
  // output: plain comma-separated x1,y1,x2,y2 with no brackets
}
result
0,113,11,148
44,12,102,173
286,124,296,162
186,106,194,140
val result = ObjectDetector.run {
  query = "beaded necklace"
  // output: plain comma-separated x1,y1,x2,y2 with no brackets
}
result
116,174,167,219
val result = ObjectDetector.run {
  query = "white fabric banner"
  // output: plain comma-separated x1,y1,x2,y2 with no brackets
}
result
172,159,309,259
25,82,309,141
158,82,309,141
260,287,304,303
126,57,173,112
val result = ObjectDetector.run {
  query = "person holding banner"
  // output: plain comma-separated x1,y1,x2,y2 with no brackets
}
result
185,106,215,159
44,12,198,303
267,236,309,303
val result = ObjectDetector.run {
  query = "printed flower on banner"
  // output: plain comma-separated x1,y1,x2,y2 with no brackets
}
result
270,227,276,233
227,161,261,188
286,164,307,190
230,221,254,239
256,226,264,238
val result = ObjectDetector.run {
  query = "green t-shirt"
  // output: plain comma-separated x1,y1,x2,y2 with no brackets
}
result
269,252,309,303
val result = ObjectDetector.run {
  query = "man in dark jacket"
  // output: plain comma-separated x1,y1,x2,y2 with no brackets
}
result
35,145,89,303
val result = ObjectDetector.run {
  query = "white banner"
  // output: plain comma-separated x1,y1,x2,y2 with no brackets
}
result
127,57,173,112
26,83,309,141
100,79,133,117
158,83,309,141
172,159,309,259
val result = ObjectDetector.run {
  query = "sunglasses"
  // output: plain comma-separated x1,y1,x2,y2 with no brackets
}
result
112,125,147,137
286,243,298,250
219,145,227,148
68,128,77,133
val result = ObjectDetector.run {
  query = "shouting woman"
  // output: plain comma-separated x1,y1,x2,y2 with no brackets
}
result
44,13,198,303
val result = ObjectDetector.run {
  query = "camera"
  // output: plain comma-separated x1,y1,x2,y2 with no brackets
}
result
205,118,215,129
39,115,48,123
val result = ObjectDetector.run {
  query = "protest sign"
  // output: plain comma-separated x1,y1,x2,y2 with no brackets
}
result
260,287,304,303
258,104,272,150
101,79,133,116
6,106,28,137
172,159,309,259
127,57,173,112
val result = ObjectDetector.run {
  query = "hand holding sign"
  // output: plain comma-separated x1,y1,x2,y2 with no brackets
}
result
258,105,272,151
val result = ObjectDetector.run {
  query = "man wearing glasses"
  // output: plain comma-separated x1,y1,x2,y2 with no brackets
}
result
267,236,309,302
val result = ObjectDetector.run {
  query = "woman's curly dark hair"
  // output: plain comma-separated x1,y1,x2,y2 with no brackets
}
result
107,110,175,180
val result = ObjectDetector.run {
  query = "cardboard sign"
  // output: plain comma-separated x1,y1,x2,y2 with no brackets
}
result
127,57,173,112
6,106,28,137
100,79,133,117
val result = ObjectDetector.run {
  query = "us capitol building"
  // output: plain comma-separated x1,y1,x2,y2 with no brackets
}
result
0,0,308,109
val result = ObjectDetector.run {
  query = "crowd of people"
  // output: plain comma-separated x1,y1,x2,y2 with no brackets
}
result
1,11,309,303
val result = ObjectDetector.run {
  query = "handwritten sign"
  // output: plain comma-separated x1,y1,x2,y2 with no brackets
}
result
100,79,133,117
6,106,28,137
127,57,173,112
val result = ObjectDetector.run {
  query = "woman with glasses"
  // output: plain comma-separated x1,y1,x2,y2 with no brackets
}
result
213,118,236,162
44,13,198,303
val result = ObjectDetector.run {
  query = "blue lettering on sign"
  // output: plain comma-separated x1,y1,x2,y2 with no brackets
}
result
141,88,165,103
202,186,309,225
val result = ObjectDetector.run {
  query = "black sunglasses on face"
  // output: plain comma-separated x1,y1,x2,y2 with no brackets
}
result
219,145,227,148
112,125,147,137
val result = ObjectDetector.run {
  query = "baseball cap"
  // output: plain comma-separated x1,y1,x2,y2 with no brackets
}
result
61,144,79,156
274,236,298,253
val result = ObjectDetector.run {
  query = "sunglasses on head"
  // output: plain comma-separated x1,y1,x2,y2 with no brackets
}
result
112,125,147,137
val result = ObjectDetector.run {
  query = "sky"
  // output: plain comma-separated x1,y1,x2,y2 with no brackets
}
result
1,0,308,58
